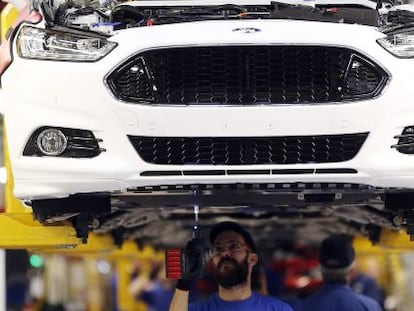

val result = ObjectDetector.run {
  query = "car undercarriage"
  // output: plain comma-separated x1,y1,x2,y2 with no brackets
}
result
28,182,414,254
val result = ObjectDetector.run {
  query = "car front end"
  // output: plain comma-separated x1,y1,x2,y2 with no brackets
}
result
3,0,414,199
3,0,414,243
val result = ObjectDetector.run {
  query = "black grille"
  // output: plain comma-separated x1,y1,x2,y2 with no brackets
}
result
129,133,368,165
107,46,387,105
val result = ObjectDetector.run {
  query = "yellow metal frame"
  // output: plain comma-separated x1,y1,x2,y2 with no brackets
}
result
354,229,414,253
1,4,19,41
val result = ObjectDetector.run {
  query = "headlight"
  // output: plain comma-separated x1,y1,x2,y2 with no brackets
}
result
16,26,117,61
377,31,414,58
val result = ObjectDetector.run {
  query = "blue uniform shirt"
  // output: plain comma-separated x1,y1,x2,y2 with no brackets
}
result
351,273,385,306
189,291,294,311
298,284,382,311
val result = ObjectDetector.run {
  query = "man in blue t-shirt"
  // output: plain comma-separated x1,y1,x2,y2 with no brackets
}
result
169,221,293,311
350,263,385,308
297,234,382,311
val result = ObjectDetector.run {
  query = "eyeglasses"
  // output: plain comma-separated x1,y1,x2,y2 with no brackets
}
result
209,241,248,257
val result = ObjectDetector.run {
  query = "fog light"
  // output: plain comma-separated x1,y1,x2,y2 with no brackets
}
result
392,126,414,154
24,127,102,158
36,128,68,156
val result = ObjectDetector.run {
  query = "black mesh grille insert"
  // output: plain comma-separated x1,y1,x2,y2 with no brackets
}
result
129,133,368,165
107,46,387,105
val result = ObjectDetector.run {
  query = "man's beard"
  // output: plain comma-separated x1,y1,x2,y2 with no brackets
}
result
212,254,249,289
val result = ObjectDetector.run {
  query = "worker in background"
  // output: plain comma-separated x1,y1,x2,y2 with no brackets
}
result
297,234,382,311
168,221,293,311
350,257,385,309
129,260,174,311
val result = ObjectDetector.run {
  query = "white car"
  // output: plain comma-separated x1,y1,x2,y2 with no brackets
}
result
1,0,413,244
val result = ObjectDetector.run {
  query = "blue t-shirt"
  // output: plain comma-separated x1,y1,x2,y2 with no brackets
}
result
351,273,385,306
297,284,382,311
189,291,294,311
140,282,174,311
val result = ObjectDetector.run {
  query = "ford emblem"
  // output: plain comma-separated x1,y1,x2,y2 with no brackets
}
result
232,27,261,34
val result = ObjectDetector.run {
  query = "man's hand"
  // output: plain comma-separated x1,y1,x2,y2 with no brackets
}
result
169,236,206,311
177,237,206,290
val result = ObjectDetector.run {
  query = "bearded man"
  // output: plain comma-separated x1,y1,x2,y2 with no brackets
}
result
169,221,293,311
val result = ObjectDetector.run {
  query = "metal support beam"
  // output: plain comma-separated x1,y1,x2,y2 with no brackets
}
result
0,213,79,249
354,229,414,252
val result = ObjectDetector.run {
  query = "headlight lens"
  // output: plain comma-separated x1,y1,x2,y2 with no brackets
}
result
17,26,117,61
377,31,414,58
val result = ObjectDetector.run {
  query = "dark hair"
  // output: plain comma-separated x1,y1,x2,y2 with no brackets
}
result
209,221,256,252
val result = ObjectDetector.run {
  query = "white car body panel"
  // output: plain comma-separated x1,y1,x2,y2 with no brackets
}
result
3,1,414,200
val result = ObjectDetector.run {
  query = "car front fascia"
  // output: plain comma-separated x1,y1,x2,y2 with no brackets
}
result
5,19,414,200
